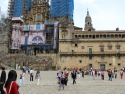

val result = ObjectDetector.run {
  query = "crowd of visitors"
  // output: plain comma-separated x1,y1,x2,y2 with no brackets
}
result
0,66,125,93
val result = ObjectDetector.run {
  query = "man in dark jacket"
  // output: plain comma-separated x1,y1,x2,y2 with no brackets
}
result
71,70,77,84
0,67,6,94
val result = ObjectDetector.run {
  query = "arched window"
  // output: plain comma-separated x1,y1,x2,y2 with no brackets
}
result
32,36,43,44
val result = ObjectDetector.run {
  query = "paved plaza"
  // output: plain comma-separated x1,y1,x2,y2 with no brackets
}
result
5,70,125,94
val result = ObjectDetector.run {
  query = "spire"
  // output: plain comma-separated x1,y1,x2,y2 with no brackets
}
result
84,9,95,31
87,8,89,15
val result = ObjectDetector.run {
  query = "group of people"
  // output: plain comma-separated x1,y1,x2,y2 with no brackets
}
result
0,67,41,94
0,67,19,94
19,68,41,86
57,68,85,91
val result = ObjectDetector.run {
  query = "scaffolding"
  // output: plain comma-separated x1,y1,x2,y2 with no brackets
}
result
13,0,23,17
50,0,74,20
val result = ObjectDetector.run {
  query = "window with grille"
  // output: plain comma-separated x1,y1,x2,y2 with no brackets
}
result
81,46,84,49
89,48,92,54
100,47,104,52
116,46,120,53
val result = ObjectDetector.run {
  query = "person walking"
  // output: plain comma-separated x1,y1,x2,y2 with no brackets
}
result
82,70,84,77
92,69,95,80
120,69,123,79
64,70,68,86
57,70,64,90
101,71,104,80
20,69,25,86
35,71,41,85
114,68,117,79
108,70,113,81
71,70,77,84
30,68,34,81
0,67,6,94
5,70,19,94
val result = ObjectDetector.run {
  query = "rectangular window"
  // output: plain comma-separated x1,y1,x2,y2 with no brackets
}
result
89,48,92,54
100,47,104,52
101,56,104,60
72,50,74,54
35,14,41,21
108,46,112,50
37,14,41,21
116,46,120,53
89,56,92,60
81,46,84,49
118,56,121,59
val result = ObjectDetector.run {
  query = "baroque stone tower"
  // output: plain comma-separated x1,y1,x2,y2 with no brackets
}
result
23,0,50,24
84,10,95,31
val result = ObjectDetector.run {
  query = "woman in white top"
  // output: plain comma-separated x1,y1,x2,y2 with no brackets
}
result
35,71,41,85
92,69,95,80
20,69,25,86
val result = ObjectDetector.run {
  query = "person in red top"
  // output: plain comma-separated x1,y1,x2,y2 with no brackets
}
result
5,70,19,94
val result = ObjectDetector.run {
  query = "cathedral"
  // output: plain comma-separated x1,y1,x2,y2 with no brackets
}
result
0,0,125,71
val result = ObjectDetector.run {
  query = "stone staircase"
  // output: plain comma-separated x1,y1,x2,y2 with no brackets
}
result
0,53,53,70
0,63,10,69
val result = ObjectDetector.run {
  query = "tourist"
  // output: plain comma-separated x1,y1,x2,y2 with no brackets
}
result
20,69,25,86
92,69,95,80
64,70,68,86
5,70,19,94
97,70,101,77
101,71,104,80
57,70,64,90
0,67,6,94
77,70,80,78
71,69,77,84
30,68,34,81
108,69,113,81
23,66,27,73
114,67,117,79
120,69,123,79
82,70,84,77
35,71,41,85
28,69,30,74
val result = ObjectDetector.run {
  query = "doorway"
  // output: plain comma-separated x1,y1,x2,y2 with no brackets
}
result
100,64,105,71
34,47,40,55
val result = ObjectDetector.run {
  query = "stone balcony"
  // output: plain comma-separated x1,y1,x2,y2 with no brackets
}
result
60,51,125,56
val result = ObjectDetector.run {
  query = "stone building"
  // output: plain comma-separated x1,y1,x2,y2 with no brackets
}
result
1,0,125,71
59,11,125,70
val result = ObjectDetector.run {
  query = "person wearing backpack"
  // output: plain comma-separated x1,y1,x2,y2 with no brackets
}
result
120,69,123,79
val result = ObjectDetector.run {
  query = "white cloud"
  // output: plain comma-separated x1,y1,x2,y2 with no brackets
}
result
0,0,9,13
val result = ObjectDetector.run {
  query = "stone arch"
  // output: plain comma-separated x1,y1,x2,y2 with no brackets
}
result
96,34,99,38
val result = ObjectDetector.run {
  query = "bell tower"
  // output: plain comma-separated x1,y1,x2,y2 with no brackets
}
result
84,9,95,31
23,0,50,24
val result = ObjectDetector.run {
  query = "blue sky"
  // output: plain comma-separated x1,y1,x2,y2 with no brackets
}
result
1,0,125,30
